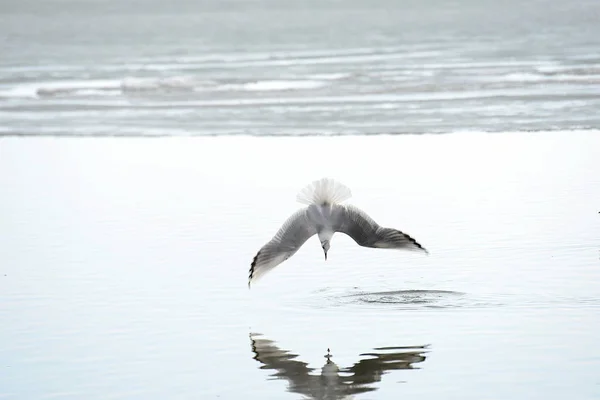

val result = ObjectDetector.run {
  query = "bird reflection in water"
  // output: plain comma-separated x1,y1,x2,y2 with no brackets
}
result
250,333,429,399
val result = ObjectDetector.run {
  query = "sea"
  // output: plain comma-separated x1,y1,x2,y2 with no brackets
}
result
1,0,600,399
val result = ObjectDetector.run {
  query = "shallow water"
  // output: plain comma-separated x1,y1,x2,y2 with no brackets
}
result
1,131,599,399
2,0,600,397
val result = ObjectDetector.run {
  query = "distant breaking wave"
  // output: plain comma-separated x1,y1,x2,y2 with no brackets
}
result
1,53,599,138
2,65,600,101
0,75,343,99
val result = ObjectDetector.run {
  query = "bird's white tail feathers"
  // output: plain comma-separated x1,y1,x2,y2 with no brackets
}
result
296,178,352,205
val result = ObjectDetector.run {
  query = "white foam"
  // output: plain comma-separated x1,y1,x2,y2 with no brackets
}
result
0,84,39,99
34,79,122,97
503,73,546,82
308,73,350,80
223,80,326,92
0,76,208,99
70,89,121,97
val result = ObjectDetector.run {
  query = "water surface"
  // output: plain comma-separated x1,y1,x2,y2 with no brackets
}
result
1,131,599,399
2,0,600,136
2,0,600,397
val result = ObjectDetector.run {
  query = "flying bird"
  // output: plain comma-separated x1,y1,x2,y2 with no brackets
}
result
248,178,427,286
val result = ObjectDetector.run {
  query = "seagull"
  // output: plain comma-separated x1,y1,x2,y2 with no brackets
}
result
248,178,428,287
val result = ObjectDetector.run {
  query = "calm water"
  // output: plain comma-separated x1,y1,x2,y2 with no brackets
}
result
1,132,599,399
2,0,600,136
1,0,600,398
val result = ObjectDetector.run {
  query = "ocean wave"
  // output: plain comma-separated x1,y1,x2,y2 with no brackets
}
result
0,45,441,74
307,72,351,80
119,76,207,92
0,76,332,99
535,65,600,76
219,79,327,91
0,79,122,98
499,71,600,83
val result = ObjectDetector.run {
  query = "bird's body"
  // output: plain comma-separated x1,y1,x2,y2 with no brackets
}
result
249,178,427,286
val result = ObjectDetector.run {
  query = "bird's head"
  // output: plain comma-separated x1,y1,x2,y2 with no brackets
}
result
321,240,330,260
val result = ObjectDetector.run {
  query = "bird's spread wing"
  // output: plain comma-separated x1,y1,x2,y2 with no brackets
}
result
249,208,317,286
334,204,428,253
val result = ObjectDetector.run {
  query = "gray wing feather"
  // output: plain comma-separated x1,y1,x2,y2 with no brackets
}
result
249,208,317,286
334,204,428,253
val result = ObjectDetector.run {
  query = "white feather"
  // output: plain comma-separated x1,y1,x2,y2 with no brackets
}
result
296,178,352,205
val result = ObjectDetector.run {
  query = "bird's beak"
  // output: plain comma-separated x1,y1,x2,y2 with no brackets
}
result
324,251,328,261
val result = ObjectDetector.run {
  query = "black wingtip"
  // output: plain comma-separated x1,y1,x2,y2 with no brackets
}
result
400,230,429,254
248,251,260,289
